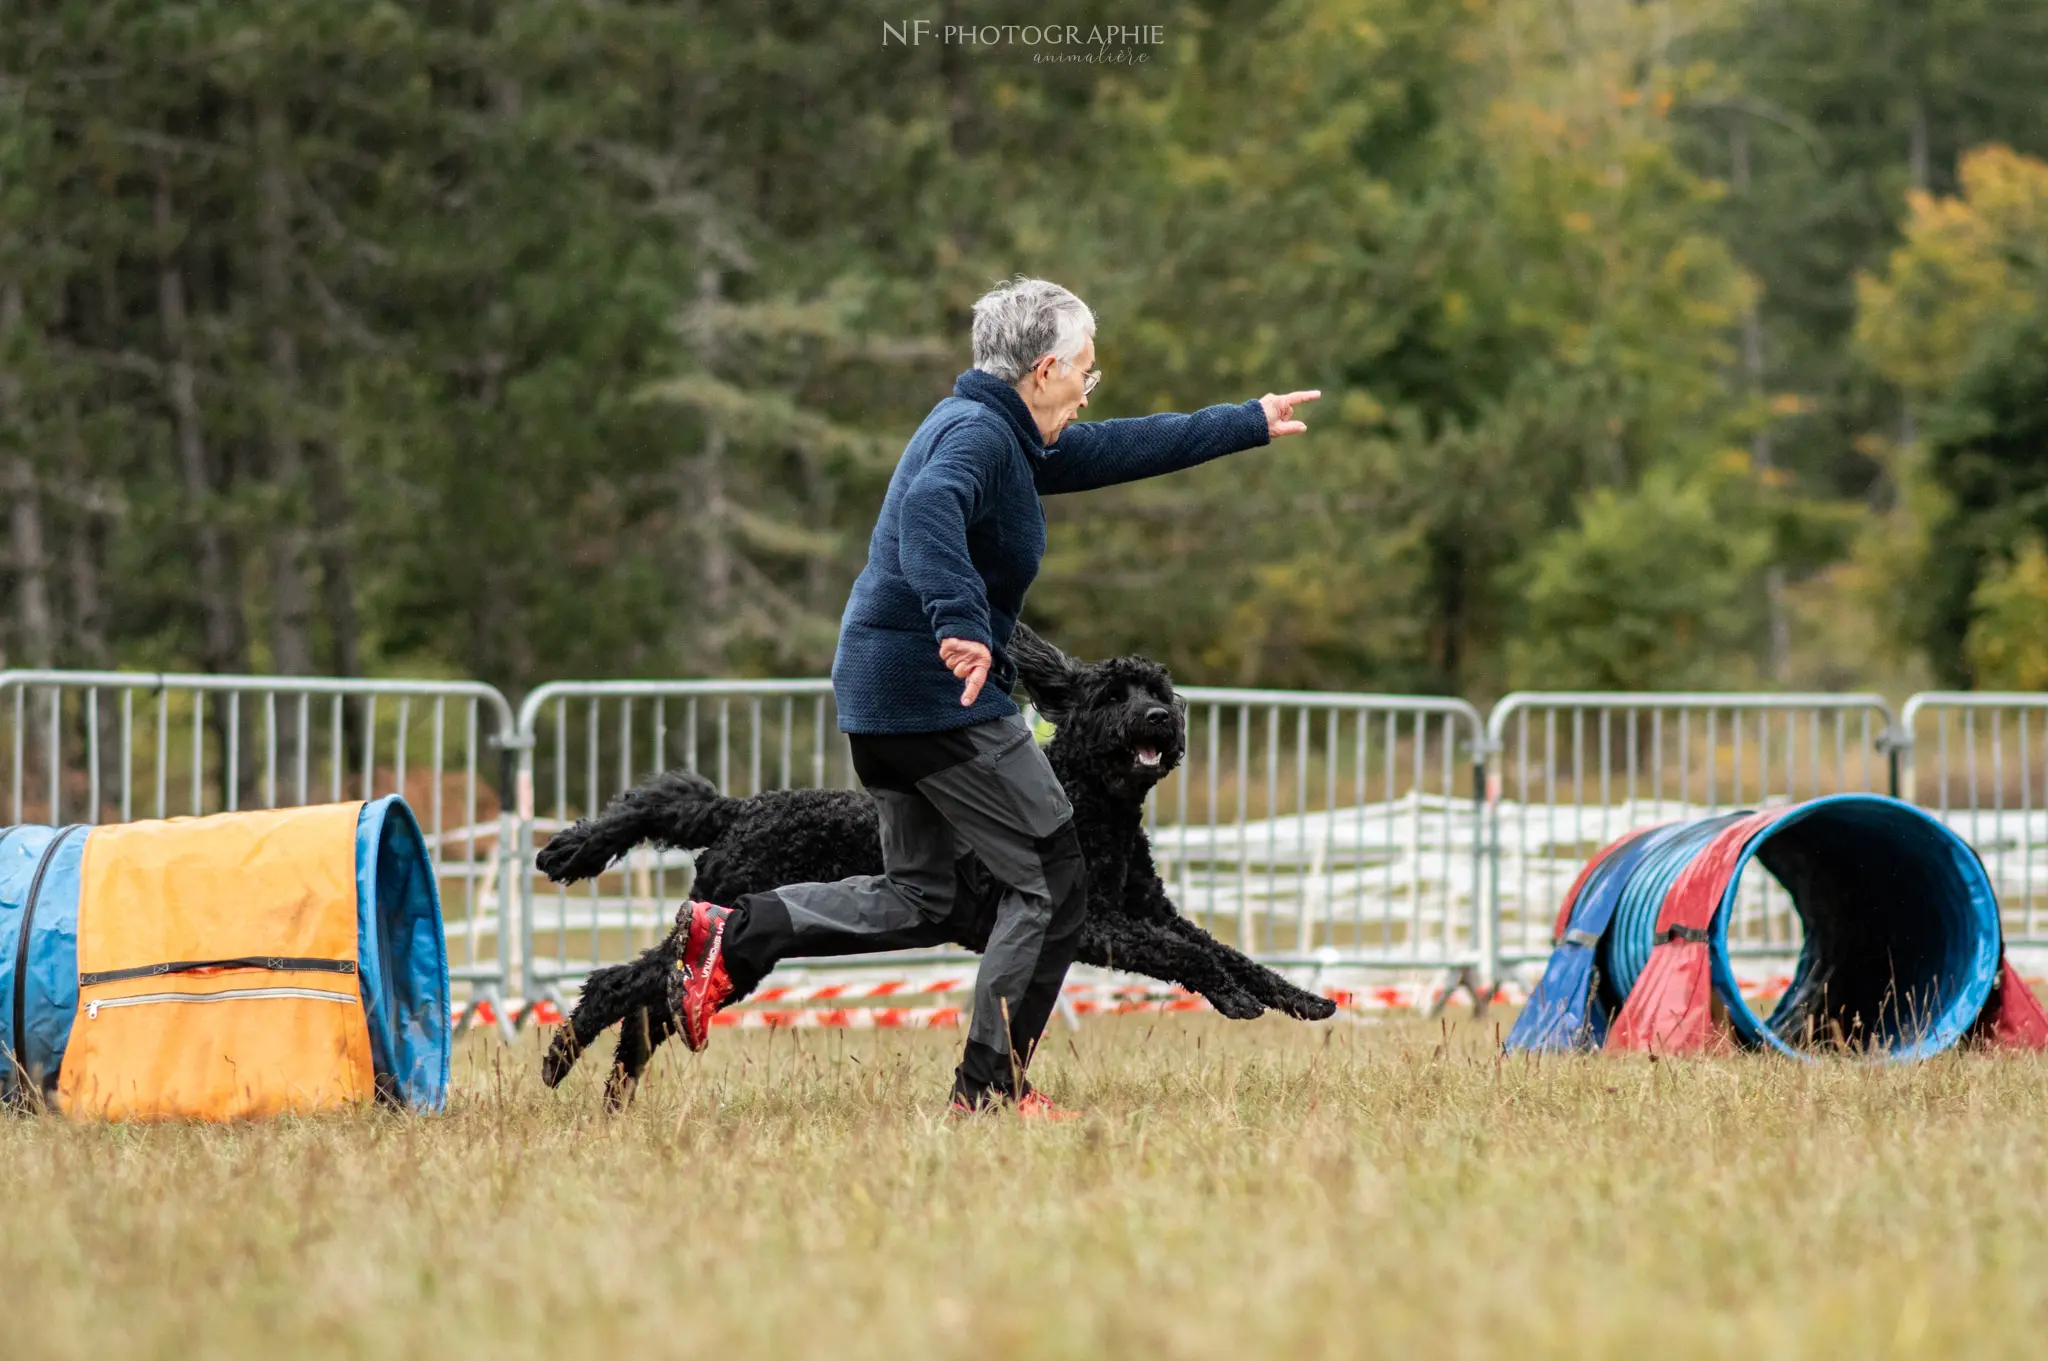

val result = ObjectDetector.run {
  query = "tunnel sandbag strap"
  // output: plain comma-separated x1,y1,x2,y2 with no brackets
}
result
1561,929,1603,949
5,825,84,1102
1662,925,1711,944
1607,810,1777,1055
79,957,357,987
58,803,377,1122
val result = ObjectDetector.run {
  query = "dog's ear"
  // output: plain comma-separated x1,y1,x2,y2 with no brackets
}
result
1008,622,1082,723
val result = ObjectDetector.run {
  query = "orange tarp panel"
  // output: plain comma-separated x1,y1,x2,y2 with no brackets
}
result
57,802,376,1121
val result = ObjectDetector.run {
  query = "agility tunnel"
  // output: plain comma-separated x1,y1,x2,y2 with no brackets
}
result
0,796,449,1120
1505,794,2048,1059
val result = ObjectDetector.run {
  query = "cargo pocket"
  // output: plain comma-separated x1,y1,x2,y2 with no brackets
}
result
872,788,963,924
974,719,1074,839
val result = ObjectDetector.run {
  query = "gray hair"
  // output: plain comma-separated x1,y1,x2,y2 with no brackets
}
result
970,277,1095,383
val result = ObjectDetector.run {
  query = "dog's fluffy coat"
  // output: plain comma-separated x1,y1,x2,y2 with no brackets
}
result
537,624,1335,1105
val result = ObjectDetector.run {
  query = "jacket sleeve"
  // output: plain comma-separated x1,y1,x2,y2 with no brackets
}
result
1032,399,1270,496
897,429,1002,650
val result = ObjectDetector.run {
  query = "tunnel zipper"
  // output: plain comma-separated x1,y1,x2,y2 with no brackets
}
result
9,824,82,1096
85,987,358,1019
80,957,356,987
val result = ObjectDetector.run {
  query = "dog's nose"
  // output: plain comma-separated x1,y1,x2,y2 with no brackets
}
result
1145,705,1169,724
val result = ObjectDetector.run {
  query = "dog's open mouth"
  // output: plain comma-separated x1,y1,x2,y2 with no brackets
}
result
1134,746,1163,769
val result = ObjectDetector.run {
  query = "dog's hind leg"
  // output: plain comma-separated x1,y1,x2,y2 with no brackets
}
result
602,1004,673,1109
541,943,673,1088
603,1001,682,1110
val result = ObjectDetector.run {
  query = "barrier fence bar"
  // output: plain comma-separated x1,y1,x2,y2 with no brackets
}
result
512,679,853,1006
1154,688,1488,977
1898,693,2048,949
1483,692,1897,977
0,671,521,1027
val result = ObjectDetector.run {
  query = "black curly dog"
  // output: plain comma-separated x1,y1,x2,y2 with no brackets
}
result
537,624,1336,1105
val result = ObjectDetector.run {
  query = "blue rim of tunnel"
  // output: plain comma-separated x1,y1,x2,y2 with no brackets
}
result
355,796,451,1110
1707,793,2002,1062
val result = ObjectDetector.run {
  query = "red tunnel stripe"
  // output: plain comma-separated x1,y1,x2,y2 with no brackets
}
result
1607,810,1778,1054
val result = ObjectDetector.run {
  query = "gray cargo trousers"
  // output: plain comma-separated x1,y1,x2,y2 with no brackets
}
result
717,712,1088,1102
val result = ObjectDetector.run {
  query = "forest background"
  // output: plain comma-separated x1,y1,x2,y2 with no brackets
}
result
5,0,2048,706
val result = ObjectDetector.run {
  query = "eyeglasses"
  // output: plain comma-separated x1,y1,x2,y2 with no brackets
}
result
1039,356,1102,396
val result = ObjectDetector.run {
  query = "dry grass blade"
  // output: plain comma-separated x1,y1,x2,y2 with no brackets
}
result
4,1015,2048,1359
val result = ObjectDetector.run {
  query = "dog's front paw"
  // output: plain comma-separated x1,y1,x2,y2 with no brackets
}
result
534,831,583,882
536,825,611,883
1282,990,1338,1021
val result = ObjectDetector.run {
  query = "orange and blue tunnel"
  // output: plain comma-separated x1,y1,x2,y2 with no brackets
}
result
0,796,450,1119
1506,794,2048,1058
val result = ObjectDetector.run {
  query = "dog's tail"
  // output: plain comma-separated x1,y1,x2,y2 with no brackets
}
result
535,769,740,883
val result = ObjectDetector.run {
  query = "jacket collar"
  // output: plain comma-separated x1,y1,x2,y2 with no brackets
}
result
953,369,1046,457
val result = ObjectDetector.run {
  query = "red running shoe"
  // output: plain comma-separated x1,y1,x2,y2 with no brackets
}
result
669,900,734,1052
1015,1089,1082,1121
947,1087,1083,1121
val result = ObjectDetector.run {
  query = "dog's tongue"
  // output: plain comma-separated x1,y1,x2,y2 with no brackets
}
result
1136,746,1162,767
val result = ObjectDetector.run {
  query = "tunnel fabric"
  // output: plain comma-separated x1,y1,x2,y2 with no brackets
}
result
0,825,87,1101
1508,826,1663,1052
0,796,449,1120
59,801,376,1120
1509,795,2025,1062
354,796,451,1110
1606,811,1778,1055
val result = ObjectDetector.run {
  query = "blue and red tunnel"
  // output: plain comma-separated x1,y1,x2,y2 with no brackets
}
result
1506,794,2048,1058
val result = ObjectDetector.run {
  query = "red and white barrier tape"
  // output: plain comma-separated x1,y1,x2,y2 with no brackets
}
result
455,976,1533,1030
712,1005,964,1030
746,978,969,1005
452,970,2048,1032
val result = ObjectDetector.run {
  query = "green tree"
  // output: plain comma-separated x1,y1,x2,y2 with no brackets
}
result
1855,144,2048,682
1507,462,1773,690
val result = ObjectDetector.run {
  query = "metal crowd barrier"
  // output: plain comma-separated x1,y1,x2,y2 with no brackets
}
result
1898,693,2048,947
1483,692,1896,979
17,666,2048,1031
0,670,521,1031
1150,688,1487,972
511,679,857,1005
508,680,1489,1003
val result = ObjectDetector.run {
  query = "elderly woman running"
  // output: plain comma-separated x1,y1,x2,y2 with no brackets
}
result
669,277,1319,1117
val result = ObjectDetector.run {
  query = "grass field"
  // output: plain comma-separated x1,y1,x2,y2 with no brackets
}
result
7,1013,2048,1360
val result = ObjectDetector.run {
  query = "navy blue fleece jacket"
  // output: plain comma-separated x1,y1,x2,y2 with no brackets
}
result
832,368,1271,734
